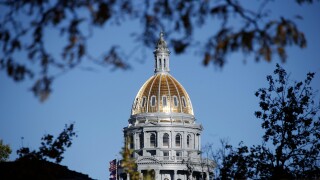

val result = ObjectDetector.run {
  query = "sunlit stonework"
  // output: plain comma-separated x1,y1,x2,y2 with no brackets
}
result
118,32,214,180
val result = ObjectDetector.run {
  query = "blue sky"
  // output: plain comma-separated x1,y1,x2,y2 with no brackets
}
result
1,1,320,179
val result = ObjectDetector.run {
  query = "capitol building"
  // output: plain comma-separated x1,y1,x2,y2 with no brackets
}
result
117,32,214,180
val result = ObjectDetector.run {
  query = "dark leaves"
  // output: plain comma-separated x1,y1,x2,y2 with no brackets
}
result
171,39,189,54
31,76,52,102
17,123,77,164
5,59,33,81
103,46,130,70
93,3,111,25
0,0,315,101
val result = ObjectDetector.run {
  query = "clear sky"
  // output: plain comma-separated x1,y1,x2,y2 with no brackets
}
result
0,1,319,179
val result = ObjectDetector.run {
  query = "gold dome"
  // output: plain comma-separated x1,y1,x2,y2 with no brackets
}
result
131,73,194,116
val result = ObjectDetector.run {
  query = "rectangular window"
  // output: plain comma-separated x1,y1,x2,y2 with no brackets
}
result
129,135,134,149
162,96,167,106
176,151,182,160
147,150,156,156
139,133,144,148
150,134,156,147
163,151,169,156
163,151,169,160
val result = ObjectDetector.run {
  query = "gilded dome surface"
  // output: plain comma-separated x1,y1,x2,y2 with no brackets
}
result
131,73,194,116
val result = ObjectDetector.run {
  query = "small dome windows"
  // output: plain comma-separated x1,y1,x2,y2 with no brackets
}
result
173,96,179,107
133,98,139,109
150,95,157,107
182,96,187,108
162,96,167,107
141,96,147,107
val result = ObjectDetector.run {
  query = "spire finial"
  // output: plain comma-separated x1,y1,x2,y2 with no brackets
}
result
160,31,164,40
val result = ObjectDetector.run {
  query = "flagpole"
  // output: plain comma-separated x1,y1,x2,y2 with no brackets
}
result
116,155,118,180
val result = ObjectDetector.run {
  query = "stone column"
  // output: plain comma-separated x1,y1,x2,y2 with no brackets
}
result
143,131,147,155
157,131,161,148
182,131,185,149
173,170,177,180
198,134,201,151
155,169,160,180
170,130,173,148
134,132,137,150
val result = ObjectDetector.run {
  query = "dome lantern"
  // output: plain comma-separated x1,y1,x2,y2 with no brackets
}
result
154,32,170,73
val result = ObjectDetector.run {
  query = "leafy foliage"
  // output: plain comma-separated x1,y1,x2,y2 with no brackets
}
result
211,65,320,179
0,139,12,162
17,123,77,164
0,0,315,101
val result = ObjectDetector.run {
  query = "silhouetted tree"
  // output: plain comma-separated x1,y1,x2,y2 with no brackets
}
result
210,64,320,179
0,0,316,101
0,139,12,162
17,123,77,164
253,64,320,178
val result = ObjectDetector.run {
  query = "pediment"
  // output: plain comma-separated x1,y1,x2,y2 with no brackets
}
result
137,156,159,164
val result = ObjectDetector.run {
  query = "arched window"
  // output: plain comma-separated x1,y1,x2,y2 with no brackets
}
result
163,133,169,147
175,134,181,147
150,134,156,147
187,134,191,148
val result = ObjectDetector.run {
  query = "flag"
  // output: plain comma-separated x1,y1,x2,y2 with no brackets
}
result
110,171,116,180
109,159,117,172
109,159,117,180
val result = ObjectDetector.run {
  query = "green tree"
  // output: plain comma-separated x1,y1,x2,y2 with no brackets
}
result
0,139,12,162
17,123,77,164
120,136,140,180
211,64,320,179
0,0,316,101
